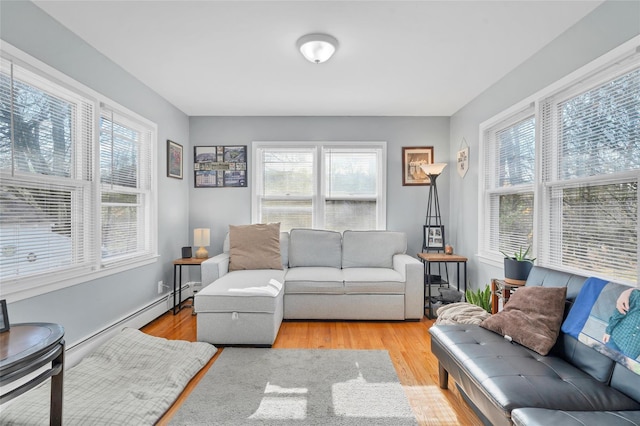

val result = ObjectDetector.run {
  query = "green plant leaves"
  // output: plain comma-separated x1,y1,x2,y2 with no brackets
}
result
465,284,492,314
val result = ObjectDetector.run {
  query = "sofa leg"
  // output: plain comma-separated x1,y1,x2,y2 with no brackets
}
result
438,362,449,389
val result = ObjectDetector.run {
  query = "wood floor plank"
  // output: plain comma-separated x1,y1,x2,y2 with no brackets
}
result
142,309,481,425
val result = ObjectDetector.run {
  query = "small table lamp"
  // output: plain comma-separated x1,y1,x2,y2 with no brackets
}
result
194,228,210,259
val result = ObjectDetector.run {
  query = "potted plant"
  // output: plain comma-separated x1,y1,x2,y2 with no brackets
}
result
501,246,535,285
465,285,492,314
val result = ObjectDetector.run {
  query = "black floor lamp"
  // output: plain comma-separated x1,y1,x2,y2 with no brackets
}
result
421,163,447,252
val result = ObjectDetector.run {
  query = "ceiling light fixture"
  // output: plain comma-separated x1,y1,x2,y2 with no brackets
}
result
296,33,339,64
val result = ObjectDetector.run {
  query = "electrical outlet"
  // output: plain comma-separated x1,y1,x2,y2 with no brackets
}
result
157,281,164,294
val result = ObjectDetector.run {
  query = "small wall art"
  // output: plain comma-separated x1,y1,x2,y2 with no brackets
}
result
457,138,469,178
194,145,247,188
402,146,434,186
167,140,183,179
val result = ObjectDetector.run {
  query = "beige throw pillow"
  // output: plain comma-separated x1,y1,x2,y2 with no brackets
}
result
480,286,567,356
228,223,283,271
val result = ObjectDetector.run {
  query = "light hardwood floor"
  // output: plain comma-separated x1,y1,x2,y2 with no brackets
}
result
142,308,482,425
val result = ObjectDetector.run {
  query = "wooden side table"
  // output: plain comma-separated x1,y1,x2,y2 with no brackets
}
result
173,257,209,315
417,252,468,319
0,322,65,426
491,278,525,314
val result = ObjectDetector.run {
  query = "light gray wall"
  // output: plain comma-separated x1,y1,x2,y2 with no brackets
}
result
0,1,190,344
189,116,450,258
449,0,640,291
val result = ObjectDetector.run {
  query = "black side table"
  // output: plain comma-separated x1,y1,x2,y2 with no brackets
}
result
0,322,65,426
417,252,468,319
173,257,209,314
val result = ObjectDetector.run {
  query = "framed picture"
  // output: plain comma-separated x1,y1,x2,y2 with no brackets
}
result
167,140,183,179
194,145,247,188
423,225,445,251
0,299,9,333
402,146,434,186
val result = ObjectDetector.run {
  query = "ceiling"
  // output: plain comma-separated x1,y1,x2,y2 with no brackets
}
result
34,1,603,117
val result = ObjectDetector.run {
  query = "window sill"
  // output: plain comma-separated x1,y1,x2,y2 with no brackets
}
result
1,255,159,303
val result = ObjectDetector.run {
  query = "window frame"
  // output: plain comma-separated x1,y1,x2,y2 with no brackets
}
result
478,105,536,267
252,141,387,231
479,35,640,284
0,41,158,303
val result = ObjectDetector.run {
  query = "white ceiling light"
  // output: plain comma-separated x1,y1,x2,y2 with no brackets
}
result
296,33,339,64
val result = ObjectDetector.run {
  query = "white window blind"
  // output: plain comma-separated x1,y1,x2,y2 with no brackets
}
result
257,147,315,230
0,57,97,286
480,39,640,284
324,148,380,231
99,108,154,265
540,64,639,282
480,110,535,259
253,142,386,231
0,44,157,301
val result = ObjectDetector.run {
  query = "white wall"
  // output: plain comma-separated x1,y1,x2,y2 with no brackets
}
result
0,1,191,345
189,116,450,258
449,0,640,291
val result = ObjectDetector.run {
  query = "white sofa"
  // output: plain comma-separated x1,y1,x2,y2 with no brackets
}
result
195,229,424,345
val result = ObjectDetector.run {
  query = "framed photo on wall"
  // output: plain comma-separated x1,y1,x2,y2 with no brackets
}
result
194,145,247,188
167,140,183,179
423,225,445,251
402,146,434,186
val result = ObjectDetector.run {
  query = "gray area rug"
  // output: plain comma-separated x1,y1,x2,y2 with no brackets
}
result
170,348,417,425
0,328,217,426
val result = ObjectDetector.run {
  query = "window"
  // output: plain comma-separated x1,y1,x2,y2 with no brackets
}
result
540,65,639,283
480,109,535,259
99,108,155,265
480,39,639,284
253,142,386,231
0,46,156,301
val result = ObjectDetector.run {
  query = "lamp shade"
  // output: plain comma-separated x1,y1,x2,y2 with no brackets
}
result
194,228,210,259
194,228,210,247
297,34,338,64
420,163,448,176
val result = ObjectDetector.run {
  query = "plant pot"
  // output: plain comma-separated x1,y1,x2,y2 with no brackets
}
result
503,258,533,285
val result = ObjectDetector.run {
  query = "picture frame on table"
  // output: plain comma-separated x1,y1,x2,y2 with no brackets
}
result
0,299,9,333
402,146,434,186
167,140,183,179
423,225,445,251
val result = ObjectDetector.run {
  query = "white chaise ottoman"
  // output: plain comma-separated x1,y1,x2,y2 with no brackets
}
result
195,269,285,346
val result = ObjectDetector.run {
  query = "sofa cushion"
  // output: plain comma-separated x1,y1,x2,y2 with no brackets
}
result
342,268,405,293
284,267,344,294
480,285,566,356
228,223,283,272
342,231,406,268
288,229,342,268
196,269,285,313
511,407,640,426
224,231,289,267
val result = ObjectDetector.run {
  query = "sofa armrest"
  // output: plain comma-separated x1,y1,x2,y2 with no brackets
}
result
201,253,230,287
393,254,424,319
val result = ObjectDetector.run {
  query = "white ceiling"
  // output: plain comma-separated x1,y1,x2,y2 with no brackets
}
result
34,1,603,117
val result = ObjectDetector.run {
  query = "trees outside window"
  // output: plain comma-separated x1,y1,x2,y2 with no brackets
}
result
0,50,156,301
480,45,639,284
